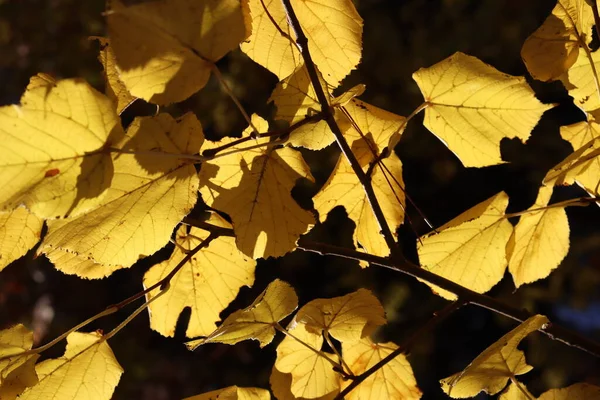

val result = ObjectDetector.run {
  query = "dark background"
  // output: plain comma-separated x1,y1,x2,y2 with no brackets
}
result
1,0,599,399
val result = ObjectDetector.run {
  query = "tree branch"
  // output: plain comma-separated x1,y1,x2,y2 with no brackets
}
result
279,0,401,260
183,218,600,358
296,238,600,358
336,300,465,399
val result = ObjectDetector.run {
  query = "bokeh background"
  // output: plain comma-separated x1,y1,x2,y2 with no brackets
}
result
1,0,599,398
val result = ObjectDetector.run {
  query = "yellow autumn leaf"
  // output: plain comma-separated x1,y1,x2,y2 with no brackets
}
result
559,45,600,113
199,115,315,259
0,75,123,219
186,279,298,350
498,381,535,400
539,383,600,400
521,0,593,81
41,112,201,269
558,119,600,193
0,207,43,272
413,52,552,167
275,322,339,399
107,0,248,105
185,385,271,400
241,0,362,87
96,37,136,114
295,289,386,343
0,325,39,400
270,64,361,150
144,213,256,338
270,367,337,400
18,331,123,400
341,338,421,400
441,315,548,398
507,184,569,288
43,249,123,280
417,192,513,300
313,100,407,258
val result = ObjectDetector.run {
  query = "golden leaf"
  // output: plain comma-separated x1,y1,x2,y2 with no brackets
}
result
270,367,337,400
295,289,386,343
521,0,593,81
186,279,298,349
441,315,548,398
144,213,255,338
559,44,600,113
341,338,421,400
107,0,248,104
96,37,136,114
199,115,315,259
507,185,569,288
18,332,123,400
275,322,339,399
0,325,39,400
241,0,362,87
413,52,552,167
313,100,407,258
557,119,600,194
0,76,123,219
498,381,535,400
418,192,513,300
42,112,201,270
185,385,271,400
0,207,43,272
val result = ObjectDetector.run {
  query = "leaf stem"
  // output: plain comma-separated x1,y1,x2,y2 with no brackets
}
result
335,300,464,399
504,195,600,218
279,0,402,260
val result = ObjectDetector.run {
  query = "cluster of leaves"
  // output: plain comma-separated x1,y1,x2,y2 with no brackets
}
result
0,0,600,399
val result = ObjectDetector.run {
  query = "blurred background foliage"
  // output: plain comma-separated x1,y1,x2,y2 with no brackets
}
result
0,0,599,398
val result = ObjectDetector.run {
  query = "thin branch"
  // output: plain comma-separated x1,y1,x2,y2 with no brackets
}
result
201,112,325,158
295,238,600,358
335,300,465,399
590,0,600,44
0,232,219,362
279,0,402,260
504,195,600,218
183,218,600,358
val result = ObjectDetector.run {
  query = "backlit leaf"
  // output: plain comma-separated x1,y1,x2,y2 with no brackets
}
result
521,0,593,81
199,115,315,259
0,75,123,219
241,0,362,87
499,381,535,400
558,119,600,193
559,45,600,113
295,289,386,343
0,325,39,400
96,37,136,114
538,383,600,400
186,279,298,349
441,315,548,398
413,52,552,167
507,184,569,288
42,112,201,269
185,385,271,400
417,192,513,300
313,100,407,258
0,207,43,272
18,331,123,400
270,367,337,400
144,213,255,338
107,0,248,104
275,322,339,399
270,64,362,150
341,338,421,400
43,249,123,280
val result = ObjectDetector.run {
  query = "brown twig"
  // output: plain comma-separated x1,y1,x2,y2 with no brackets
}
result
202,111,325,158
296,238,600,358
279,0,402,260
590,0,600,44
183,218,600,358
335,300,465,399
